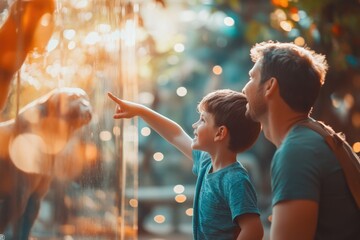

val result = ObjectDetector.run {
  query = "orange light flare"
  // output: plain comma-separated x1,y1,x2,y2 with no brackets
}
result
271,0,289,8
331,24,342,37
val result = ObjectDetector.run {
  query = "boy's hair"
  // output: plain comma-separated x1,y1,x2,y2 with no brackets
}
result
198,89,260,153
250,41,328,113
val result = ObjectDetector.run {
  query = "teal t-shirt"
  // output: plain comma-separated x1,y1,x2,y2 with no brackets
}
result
192,150,260,240
271,125,360,240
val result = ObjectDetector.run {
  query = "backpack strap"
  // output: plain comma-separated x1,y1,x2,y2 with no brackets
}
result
298,118,360,209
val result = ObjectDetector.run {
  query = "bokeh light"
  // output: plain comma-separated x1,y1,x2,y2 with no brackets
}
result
175,194,187,203
154,215,166,224
141,127,151,136
212,65,222,75
153,152,164,161
176,87,187,97
224,17,234,26
173,184,185,194
185,208,193,216
99,130,112,141
353,142,360,153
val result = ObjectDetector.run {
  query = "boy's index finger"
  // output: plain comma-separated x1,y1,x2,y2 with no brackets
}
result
108,92,121,104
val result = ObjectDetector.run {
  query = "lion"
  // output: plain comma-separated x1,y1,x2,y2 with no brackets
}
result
0,87,92,239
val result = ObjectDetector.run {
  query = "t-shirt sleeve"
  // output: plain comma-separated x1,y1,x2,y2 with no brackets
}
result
227,171,260,222
271,142,322,206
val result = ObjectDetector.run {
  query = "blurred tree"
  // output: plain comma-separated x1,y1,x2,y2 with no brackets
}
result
271,0,360,145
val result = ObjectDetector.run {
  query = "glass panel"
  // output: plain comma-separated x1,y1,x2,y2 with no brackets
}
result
0,0,138,239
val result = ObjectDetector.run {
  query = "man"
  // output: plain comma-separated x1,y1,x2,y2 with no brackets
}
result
242,41,360,240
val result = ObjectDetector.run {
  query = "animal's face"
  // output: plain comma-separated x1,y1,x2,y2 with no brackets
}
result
42,88,92,130
12,87,93,157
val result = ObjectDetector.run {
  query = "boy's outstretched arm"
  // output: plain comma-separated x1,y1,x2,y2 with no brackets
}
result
108,92,193,160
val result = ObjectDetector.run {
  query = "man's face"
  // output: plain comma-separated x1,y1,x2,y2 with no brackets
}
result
242,60,267,122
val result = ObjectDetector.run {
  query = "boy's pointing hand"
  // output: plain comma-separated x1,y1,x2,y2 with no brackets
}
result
107,92,141,119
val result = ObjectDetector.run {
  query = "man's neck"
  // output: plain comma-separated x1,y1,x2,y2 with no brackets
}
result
262,110,309,148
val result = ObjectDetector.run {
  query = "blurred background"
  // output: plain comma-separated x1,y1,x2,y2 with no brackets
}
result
0,0,359,239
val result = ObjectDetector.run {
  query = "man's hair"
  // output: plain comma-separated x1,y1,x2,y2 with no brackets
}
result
198,89,260,153
250,41,328,113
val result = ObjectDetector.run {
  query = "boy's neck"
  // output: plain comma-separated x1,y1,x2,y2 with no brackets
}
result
209,149,238,173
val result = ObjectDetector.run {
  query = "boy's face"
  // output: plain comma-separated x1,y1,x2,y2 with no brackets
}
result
191,110,218,152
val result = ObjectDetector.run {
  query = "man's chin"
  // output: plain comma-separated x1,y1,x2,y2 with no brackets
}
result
245,109,252,119
245,108,258,121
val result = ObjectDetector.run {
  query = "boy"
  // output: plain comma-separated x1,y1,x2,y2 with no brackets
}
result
108,89,263,239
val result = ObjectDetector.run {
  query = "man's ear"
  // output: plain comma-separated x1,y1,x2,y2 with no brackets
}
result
215,126,228,141
264,77,278,97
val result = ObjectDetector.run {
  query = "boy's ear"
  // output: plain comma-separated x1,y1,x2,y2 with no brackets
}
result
215,126,228,141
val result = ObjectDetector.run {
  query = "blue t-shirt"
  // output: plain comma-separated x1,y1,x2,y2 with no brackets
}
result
271,125,360,240
192,150,260,240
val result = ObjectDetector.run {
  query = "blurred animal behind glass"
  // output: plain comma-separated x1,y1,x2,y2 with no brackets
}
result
0,87,92,239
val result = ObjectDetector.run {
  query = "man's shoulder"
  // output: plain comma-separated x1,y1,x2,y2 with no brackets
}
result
274,124,339,169
288,124,324,140
282,124,330,152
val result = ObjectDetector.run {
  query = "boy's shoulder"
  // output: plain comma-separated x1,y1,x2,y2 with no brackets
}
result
192,150,211,160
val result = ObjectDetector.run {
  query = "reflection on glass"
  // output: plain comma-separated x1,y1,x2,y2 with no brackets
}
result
0,1,138,239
